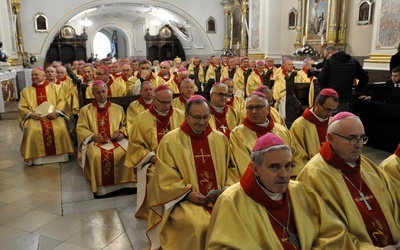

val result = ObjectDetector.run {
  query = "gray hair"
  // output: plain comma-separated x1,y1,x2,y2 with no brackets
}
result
327,116,361,134
210,83,228,93
251,145,292,166
245,93,268,107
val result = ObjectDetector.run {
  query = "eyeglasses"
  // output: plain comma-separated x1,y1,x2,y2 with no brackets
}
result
161,67,169,69
245,105,266,111
213,92,229,98
95,72,108,76
154,96,172,105
188,113,210,122
321,104,337,113
332,133,369,145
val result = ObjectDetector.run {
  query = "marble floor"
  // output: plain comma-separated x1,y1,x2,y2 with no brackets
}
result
0,113,393,249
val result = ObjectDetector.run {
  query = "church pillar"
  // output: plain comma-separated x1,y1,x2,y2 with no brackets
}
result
327,0,339,45
295,0,303,46
338,0,347,47
11,0,24,54
240,0,249,56
222,0,232,52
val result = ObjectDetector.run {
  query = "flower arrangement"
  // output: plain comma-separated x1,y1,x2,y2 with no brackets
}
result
22,52,38,68
0,41,8,62
292,45,320,58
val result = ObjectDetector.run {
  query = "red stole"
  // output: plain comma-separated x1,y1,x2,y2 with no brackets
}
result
121,76,128,82
112,72,122,78
210,105,230,138
242,116,275,138
319,142,395,246
254,69,264,83
226,96,234,107
138,96,151,110
180,121,217,213
394,144,400,156
302,108,328,146
280,65,289,77
92,100,117,186
240,167,298,250
106,78,114,96
210,63,218,69
149,105,174,143
32,81,57,156
240,66,248,74
172,76,181,92
56,75,66,85
178,95,187,105
157,71,171,81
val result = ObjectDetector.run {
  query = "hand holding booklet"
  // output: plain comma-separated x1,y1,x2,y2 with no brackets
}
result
206,187,227,200
34,101,54,116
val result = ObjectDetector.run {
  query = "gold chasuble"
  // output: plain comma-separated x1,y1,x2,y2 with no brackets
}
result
206,166,357,249
126,96,151,133
165,75,181,93
124,106,184,219
297,142,400,248
290,108,329,161
77,100,134,195
172,95,187,112
226,95,245,113
106,78,125,97
209,105,240,138
18,81,74,162
230,117,306,178
379,145,400,203
147,122,235,250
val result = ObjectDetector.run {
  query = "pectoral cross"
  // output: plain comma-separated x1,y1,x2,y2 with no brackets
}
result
157,128,169,137
283,228,300,249
195,148,211,163
356,191,373,211
37,93,46,101
219,124,227,133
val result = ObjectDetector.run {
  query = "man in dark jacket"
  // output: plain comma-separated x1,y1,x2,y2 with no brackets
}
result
317,46,369,112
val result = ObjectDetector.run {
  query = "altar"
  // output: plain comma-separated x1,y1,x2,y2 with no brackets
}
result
0,70,17,113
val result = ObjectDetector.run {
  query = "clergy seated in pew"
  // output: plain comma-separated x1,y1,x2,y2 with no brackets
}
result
126,81,154,133
230,92,308,179
206,133,358,249
221,77,245,112
18,67,75,165
124,85,185,220
146,95,237,250
297,112,400,248
290,88,339,162
255,85,286,128
76,80,135,196
208,82,241,138
171,78,196,112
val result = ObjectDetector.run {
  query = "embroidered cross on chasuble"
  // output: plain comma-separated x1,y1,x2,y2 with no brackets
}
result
33,81,56,156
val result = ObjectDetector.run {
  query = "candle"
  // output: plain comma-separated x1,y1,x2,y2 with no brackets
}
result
321,36,324,46
302,36,306,46
237,42,239,50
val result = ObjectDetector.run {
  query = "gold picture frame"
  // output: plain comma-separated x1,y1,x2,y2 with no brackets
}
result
357,0,373,25
61,26,75,39
305,0,331,43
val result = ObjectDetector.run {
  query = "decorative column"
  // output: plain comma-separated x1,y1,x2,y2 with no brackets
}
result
222,0,232,52
11,0,24,54
327,0,339,45
295,0,303,46
338,0,348,48
240,0,249,56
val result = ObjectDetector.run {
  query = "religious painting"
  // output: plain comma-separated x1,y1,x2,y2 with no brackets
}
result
357,0,373,25
250,0,260,50
34,13,48,33
288,8,297,30
305,0,330,42
231,7,242,46
207,17,216,34
377,0,399,48
61,26,74,39
160,26,172,38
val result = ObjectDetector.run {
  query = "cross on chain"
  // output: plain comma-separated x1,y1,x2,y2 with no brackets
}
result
195,148,211,164
356,191,373,211
219,124,227,133
282,228,300,249
157,128,169,137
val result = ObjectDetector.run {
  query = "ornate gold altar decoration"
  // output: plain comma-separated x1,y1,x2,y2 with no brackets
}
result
222,0,249,56
294,0,348,57
8,0,25,66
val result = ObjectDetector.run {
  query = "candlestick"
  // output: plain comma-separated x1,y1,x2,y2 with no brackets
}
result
302,36,306,46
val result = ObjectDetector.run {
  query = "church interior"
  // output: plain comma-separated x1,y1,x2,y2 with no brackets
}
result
0,0,399,249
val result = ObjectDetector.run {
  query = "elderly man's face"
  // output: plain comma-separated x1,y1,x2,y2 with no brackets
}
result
181,82,195,99
56,67,66,80
92,83,108,103
160,63,170,74
246,96,269,124
140,82,153,102
256,63,265,72
186,102,210,133
95,68,109,83
31,69,46,85
223,80,234,96
83,66,94,82
122,65,133,79
210,86,228,108
251,149,292,194
45,67,56,81
265,59,274,68
113,63,122,74
327,118,365,163
153,89,173,113
284,60,294,72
